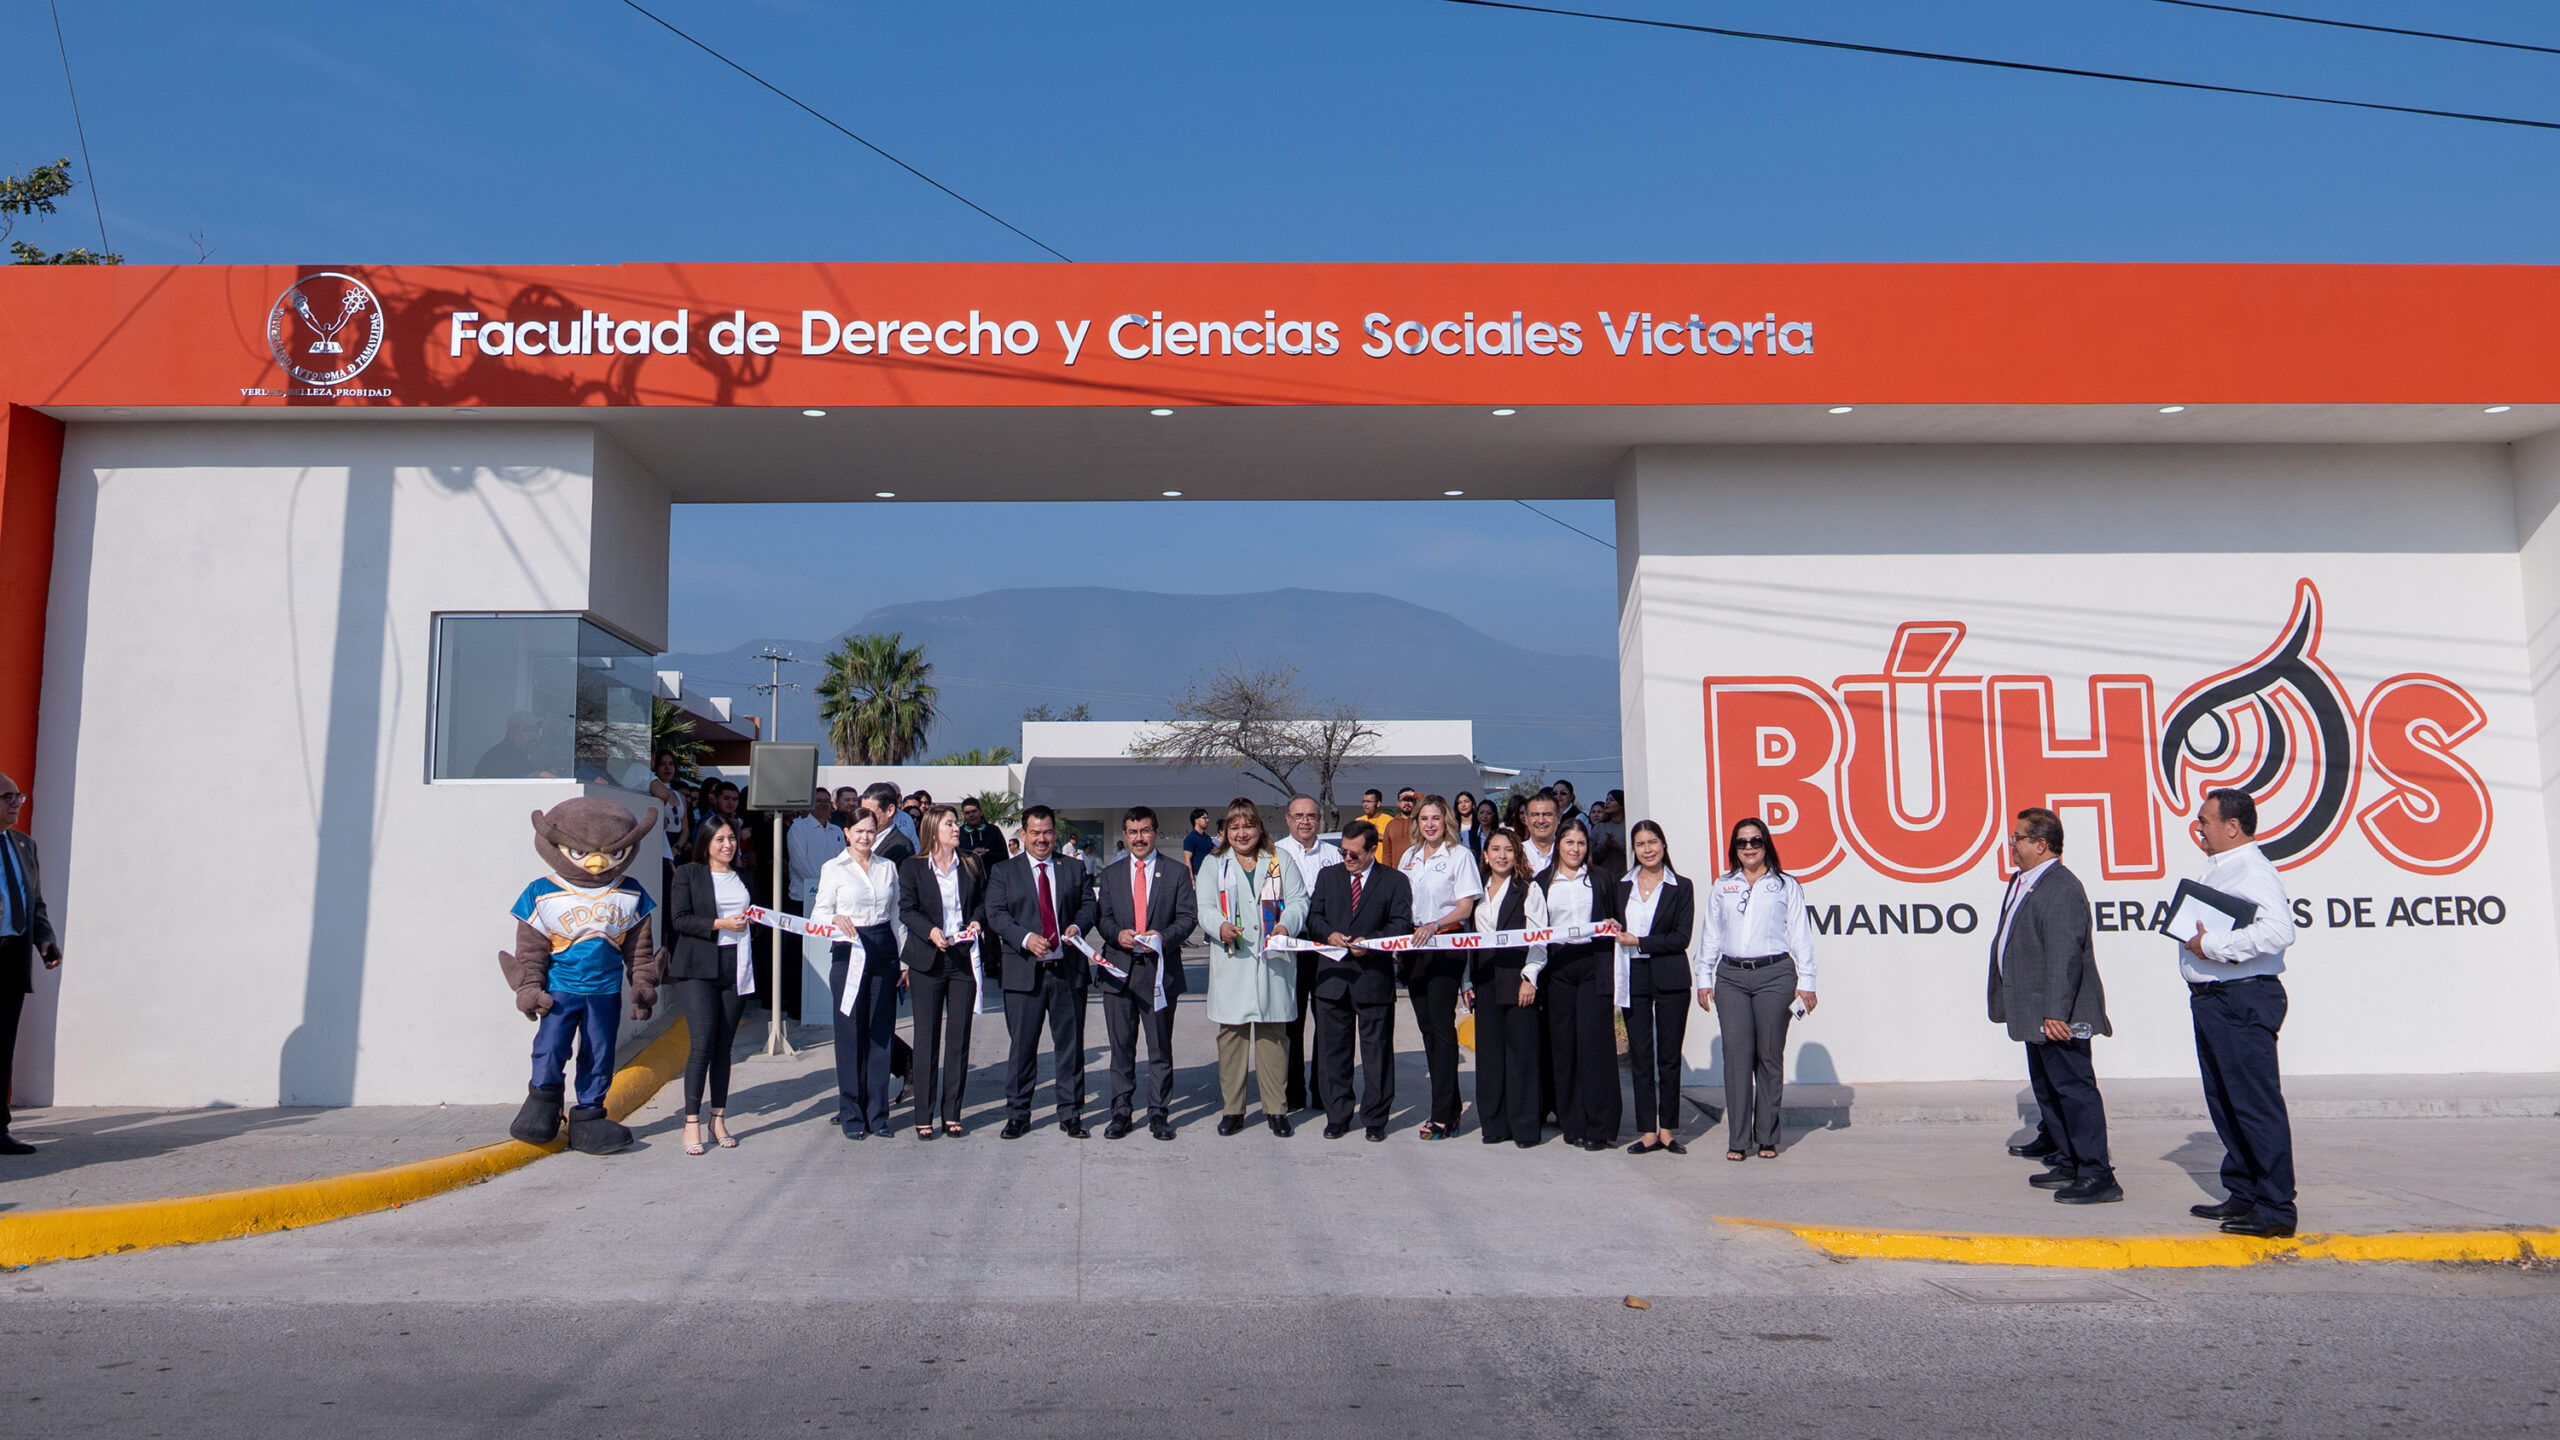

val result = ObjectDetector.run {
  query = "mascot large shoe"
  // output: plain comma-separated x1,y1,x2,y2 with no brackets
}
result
510,1082,566,1145
566,1104,635,1154
500,797,662,1153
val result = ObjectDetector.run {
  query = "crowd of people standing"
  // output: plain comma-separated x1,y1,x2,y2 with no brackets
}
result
632,754,2305,1237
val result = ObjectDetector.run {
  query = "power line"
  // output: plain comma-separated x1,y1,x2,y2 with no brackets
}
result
2142,1,2560,58
1434,0,2560,132
1514,499,1615,551
614,0,1071,261
48,0,107,254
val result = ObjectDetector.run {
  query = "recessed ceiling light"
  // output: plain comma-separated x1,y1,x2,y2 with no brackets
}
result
1490,408,1517,417
1149,407,1175,417
802,408,827,418
1444,489,1465,497
103,407,134,417
2485,405,2513,414
873,491,895,499
1161,489,1183,497
450,407,478,417
2157,405,2187,414
1827,405,1853,415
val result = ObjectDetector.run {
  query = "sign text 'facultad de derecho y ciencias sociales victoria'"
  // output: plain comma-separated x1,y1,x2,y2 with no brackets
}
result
445,304,1820,366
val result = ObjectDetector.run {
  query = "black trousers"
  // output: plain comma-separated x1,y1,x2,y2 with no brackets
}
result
1004,964,1089,1121
1285,954,1324,1114
669,977,747,1118
1314,990,1396,1130
1624,988,1690,1134
1545,947,1621,1145
831,927,902,1134
906,965,976,1127
1408,959,1465,1129
0,982,23,1129
1099,968,1177,1123
1472,978,1545,1144
2024,1036,2111,1178
2192,977,2295,1225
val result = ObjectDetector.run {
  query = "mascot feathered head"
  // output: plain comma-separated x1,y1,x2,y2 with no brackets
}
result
530,797,658,887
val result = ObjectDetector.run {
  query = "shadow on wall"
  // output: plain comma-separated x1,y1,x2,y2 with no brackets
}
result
275,463,395,1105
1682,1036,1841,1086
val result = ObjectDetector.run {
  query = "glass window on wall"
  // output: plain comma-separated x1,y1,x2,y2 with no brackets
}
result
431,614,656,787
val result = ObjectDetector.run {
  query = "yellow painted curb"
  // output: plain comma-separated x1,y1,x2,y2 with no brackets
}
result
1722,1216,2560,1269
0,1017,693,1269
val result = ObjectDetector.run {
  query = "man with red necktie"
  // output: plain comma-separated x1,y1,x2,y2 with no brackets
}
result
985,805,1100,1140
1302,819,1414,1142
1094,807,1199,1140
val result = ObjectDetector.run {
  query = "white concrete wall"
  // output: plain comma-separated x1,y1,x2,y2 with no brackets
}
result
24,422,671,1107
1619,442,2560,1085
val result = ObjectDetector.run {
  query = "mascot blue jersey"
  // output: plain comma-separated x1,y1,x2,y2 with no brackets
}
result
510,877,655,995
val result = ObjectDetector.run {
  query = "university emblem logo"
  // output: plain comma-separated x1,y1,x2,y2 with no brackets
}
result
267,271,385,387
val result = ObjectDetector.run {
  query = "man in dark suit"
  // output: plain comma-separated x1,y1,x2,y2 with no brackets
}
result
1987,807,2117,1204
1303,819,1413,1142
985,804,1099,1139
0,776,62,1156
1093,806,1198,1140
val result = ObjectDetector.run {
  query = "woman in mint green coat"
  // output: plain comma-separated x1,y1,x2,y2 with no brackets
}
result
1195,797,1310,1136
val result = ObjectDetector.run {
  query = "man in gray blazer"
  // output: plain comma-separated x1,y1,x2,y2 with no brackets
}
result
1,775,63,1156
1987,807,2116,1204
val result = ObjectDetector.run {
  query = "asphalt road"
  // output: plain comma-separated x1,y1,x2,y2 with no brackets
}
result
9,1278,2559,1438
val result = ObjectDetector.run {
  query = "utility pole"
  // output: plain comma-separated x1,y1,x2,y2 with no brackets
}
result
748,647,806,1058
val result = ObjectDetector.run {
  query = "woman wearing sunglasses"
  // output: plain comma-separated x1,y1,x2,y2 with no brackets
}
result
1694,816,1818,1161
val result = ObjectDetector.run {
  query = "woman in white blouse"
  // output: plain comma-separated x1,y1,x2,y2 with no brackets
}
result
1693,815,1819,1161
816,810,906,1141
1196,799,1310,1136
666,817,754,1156
1399,795,1485,1141
1538,818,1625,1151
1466,828,1548,1147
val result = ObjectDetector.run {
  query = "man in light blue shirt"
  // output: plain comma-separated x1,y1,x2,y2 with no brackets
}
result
2175,787,2299,1238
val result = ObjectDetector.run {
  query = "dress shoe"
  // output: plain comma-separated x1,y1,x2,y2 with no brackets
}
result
1365,1125,1387,1142
2008,1137,2059,1160
1059,1119,1091,1139
1663,1140,1688,1155
1151,1120,1176,1141
1217,1114,1246,1137
1514,1137,1540,1149
1266,1115,1293,1138
1104,1117,1134,1140
999,1117,1031,1140
0,1134,34,1155
1480,1133,1510,1145
2220,1213,2297,1239
2190,1197,2251,1221
1323,1123,1349,1140
2028,1166,2079,1189
842,1125,867,1142
2055,1174,2124,1205
1580,1139,1610,1153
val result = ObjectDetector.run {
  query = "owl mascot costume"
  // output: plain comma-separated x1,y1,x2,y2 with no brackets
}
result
501,798,662,1154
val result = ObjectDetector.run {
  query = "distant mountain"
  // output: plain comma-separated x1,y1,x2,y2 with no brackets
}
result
657,587,1620,789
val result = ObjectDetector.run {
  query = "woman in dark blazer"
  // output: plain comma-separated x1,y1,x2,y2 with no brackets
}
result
898,804,988,1139
1465,829,1548,1147
664,817,752,1155
1614,819,1696,1155
1536,818,1624,1151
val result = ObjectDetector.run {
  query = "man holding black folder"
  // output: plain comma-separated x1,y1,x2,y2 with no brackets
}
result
2176,788,2301,1239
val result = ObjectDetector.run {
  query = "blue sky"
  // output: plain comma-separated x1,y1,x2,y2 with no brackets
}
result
10,0,2559,656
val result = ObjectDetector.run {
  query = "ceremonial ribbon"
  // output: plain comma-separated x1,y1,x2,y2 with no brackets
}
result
1264,920,1621,961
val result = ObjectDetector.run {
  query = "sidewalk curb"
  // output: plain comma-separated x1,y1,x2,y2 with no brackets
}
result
0,1018,691,1269
1724,1216,2560,1269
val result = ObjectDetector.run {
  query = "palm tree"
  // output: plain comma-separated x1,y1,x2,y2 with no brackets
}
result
650,698,709,783
814,632,939,765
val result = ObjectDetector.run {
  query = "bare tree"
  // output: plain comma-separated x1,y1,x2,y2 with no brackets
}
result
1129,663,1383,816
1130,663,1311,802
1301,702,1385,821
